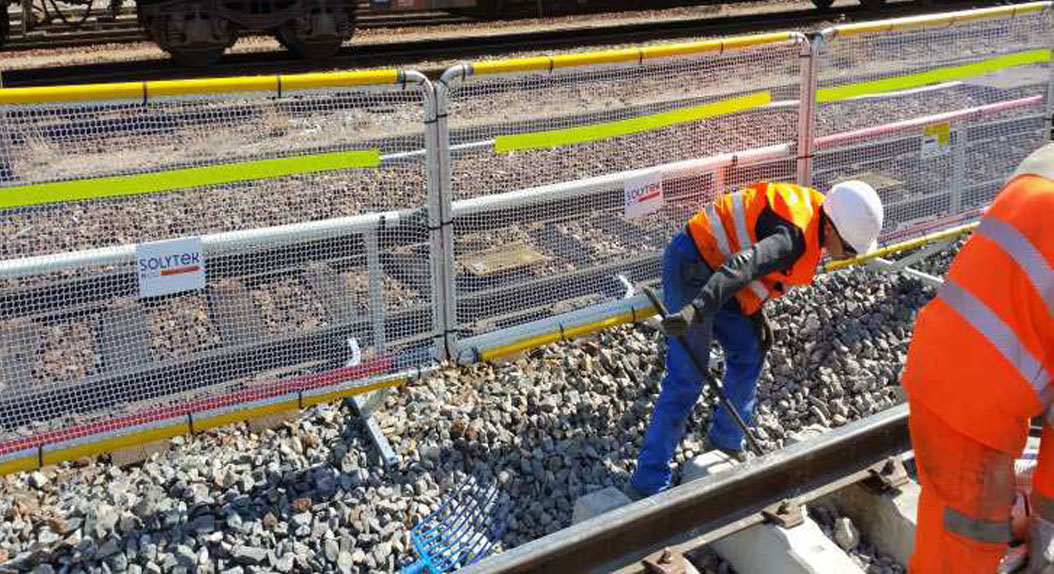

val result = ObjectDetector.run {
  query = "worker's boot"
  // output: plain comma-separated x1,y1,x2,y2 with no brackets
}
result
1026,516,1054,573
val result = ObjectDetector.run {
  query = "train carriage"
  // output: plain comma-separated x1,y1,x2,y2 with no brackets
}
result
0,0,919,67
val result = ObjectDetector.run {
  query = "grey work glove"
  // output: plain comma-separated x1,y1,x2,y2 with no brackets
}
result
1026,516,1054,574
661,303,697,338
749,309,774,354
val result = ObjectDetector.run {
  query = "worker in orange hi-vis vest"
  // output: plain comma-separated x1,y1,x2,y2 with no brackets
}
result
627,179,885,498
902,142,1054,573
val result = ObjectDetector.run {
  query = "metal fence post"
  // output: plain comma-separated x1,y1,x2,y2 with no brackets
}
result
796,32,821,188
436,65,467,363
950,128,966,215
1046,14,1054,144
417,69,450,363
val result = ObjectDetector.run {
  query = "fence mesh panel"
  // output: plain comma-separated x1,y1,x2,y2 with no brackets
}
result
445,38,804,341
0,84,435,441
812,6,1053,243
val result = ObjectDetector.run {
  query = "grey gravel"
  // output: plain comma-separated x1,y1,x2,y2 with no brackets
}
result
0,248,947,573
812,505,906,574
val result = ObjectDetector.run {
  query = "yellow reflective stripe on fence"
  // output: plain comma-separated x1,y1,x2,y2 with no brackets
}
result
0,70,403,105
494,90,771,152
479,307,657,362
0,82,148,105
824,222,979,272
817,49,1053,103
0,149,382,209
470,33,797,75
830,2,1050,37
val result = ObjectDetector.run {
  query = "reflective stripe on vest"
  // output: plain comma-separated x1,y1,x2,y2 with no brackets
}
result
938,281,1051,397
978,216,1053,309
943,507,1012,544
706,204,733,257
729,193,772,302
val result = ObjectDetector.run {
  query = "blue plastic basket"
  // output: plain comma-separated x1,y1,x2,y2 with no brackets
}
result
401,475,508,574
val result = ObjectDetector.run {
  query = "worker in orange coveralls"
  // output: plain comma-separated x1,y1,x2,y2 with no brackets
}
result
902,142,1054,573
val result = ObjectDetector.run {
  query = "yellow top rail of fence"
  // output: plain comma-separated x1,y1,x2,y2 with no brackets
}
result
828,1,1052,38
468,31,799,76
0,69,404,106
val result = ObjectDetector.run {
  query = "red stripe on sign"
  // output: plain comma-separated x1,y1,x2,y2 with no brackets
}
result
0,355,394,456
160,266,201,276
636,190,661,202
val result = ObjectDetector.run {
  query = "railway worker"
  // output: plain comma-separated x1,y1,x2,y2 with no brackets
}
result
627,179,885,498
902,142,1054,574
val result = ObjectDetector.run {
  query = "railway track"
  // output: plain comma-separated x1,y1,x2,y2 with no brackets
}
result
465,404,915,574
0,0,1000,88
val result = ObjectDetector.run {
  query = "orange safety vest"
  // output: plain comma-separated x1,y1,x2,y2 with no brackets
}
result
902,153,1054,455
686,182,826,316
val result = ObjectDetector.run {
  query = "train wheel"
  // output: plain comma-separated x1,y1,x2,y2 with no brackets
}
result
811,0,835,8
278,5,353,60
154,11,233,67
859,0,887,8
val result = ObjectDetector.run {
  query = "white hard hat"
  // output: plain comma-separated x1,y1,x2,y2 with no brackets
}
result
823,181,884,254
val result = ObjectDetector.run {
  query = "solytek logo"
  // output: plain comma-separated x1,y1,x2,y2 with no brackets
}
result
138,252,202,279
625,180,662,205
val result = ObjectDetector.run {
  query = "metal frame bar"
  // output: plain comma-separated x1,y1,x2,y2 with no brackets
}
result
450,143,795,218
863,236,959,289
867,258,946,288
1046,8,1054,143
797,33,821,187
358,225,400,467
437,64,467,361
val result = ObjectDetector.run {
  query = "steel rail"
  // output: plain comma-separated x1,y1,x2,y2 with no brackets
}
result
462,403,911,574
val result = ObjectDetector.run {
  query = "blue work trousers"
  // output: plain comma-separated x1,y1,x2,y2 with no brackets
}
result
630,231,766,496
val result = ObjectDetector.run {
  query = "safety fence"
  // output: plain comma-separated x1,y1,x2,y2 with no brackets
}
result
0,2,1051,473
808,3,1054,243
437,32,807,360
0,71,442,472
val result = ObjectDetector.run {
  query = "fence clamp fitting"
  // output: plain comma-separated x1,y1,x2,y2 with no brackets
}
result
762,497,805,528
863,456,910,493
641,548,688,574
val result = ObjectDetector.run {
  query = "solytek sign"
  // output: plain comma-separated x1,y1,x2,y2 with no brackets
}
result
136,237,206,298
624,171,664,220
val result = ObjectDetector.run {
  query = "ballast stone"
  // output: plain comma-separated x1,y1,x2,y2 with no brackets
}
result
572,486,632,524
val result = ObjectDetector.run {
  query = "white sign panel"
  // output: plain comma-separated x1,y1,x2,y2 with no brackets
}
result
921,122,951,159
624,172,664,220
137,237,206,298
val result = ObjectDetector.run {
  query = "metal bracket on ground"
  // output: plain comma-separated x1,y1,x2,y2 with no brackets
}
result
762,498,805,529
865,237,958,288
862,456,910,493
641,548,688,574
348,389,398,468
866,257,945,288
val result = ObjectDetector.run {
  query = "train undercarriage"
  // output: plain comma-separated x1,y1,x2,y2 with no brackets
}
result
0,0,920,66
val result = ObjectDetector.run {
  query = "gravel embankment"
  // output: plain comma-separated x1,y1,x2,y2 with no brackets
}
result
0,247,948,572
